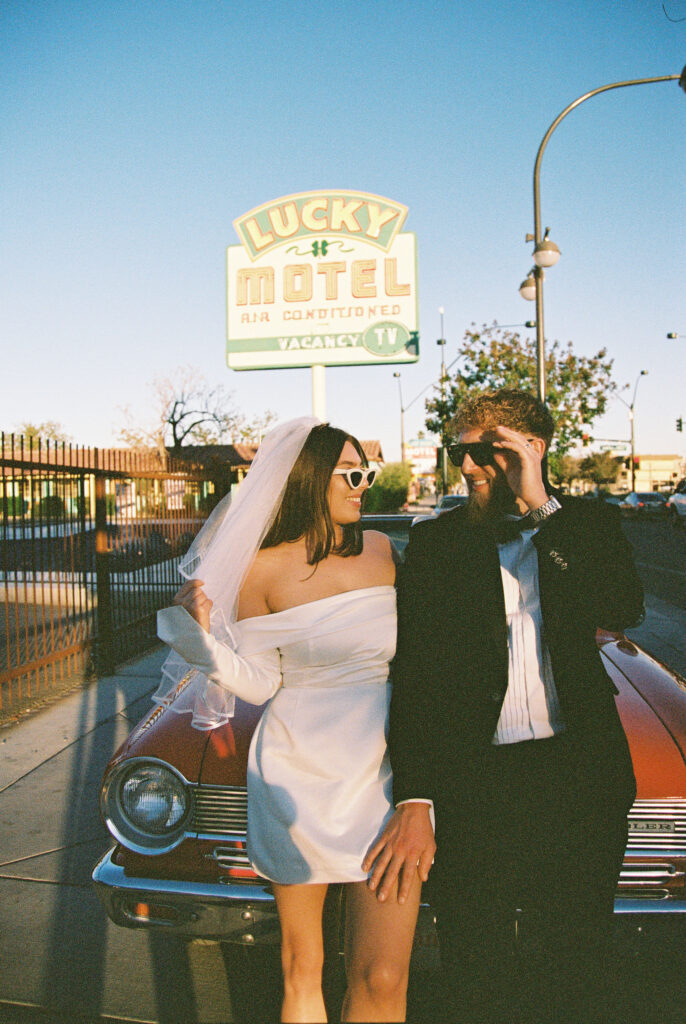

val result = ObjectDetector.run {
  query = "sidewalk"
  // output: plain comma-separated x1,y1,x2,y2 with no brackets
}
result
0,646,212,1024
0,648,165,794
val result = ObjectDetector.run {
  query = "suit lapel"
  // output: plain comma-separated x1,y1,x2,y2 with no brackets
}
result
437,512,509,665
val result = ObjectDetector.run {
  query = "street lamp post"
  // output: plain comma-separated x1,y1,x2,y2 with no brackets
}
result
615,370,648,491
392,371,406,463
437,307,449,496
522,66,686,403
393,313,472,495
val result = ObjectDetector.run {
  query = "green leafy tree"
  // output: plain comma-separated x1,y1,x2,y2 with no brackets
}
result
364,462,412,513
549,454,582,490
579,451,623,491
425,324,620,470
435,455,463,496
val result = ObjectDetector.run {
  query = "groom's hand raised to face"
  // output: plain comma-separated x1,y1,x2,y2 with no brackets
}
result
362,801,436,904
490,425,549,512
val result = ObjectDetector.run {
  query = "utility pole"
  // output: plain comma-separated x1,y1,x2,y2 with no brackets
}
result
437,307,448,496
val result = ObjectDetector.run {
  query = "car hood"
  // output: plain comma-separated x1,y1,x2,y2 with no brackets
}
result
600,639,686,797
198,699,264,786
111,702,212,781
111,695,265,786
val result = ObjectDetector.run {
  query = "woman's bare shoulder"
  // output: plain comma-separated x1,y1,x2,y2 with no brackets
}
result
244,543,299,586
238,542,308,619
362,529,399,567
362,529,394,554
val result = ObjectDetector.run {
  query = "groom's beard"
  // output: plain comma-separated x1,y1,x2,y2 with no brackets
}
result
465,473,520,526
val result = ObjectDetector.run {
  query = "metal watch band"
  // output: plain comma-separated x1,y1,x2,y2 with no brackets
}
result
529,495,562,523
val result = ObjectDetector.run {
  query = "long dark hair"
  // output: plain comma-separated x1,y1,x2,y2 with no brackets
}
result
261,423,367,564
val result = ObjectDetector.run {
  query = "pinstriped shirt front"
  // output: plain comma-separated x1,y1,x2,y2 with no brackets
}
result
491,526,565,746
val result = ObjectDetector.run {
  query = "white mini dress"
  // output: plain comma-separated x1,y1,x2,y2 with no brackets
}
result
159,585,396,885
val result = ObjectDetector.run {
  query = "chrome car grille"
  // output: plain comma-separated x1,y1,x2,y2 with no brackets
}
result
188,791,686,848
626,799,686,853
186,788,686,893
191,785,248,836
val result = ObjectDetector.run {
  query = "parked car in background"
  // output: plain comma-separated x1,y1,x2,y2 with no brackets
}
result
93,513,686,965
434,493,468,513
666,480,686,526
412,493,468,525
619,491,669,518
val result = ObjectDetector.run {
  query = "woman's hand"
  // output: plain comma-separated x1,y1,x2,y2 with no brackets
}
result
173,580,212,633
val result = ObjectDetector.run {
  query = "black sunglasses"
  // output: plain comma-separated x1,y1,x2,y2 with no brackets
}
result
447,442,497,467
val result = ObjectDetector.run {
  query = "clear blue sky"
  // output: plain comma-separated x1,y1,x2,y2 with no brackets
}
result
2,0,685,461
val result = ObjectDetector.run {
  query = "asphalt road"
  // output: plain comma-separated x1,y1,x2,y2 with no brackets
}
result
622,516,686,610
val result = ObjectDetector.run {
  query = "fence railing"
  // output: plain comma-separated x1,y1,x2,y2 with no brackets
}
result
1,436,222,715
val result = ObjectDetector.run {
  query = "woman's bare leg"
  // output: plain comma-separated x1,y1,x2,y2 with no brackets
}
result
341,875,421,1022
273,882,329,1023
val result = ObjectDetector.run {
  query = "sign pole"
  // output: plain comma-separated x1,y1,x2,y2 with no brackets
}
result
312,364,326,420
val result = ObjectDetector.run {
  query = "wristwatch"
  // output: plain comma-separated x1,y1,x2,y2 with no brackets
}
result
529,495,562,523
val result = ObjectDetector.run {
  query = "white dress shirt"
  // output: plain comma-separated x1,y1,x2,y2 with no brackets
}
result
492,524,565,745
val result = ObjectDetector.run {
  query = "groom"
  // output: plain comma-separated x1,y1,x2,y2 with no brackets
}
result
365,388,644,1022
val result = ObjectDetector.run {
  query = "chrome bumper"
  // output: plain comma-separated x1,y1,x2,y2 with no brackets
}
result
93,847,686,956
92,846,440,964
614,897,686,914
92,847,280,944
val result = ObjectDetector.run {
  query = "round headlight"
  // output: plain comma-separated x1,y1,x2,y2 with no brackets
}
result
120,765,188,834
102,759,192,854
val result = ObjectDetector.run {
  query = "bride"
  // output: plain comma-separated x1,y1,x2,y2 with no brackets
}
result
155,418,432,1023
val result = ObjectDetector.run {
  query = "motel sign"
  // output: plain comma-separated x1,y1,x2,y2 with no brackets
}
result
226,190,419,371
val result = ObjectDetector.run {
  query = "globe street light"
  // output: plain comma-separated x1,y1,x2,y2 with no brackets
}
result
522,65,686,403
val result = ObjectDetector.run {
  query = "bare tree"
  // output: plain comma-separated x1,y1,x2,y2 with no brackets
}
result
234,412,279,445
16,421,71,443
118,366,276,454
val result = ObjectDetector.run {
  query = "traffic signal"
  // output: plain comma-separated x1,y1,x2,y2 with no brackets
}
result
581,433,590,446
623,458,630,469
633,456,640,469
678,417,683,433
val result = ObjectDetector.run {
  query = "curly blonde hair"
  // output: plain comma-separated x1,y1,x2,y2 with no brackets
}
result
450,389,555,449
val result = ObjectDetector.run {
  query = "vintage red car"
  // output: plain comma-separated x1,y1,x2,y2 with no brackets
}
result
92,514,686,961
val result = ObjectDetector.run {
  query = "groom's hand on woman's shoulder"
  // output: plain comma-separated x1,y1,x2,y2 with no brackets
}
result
363,801,436,904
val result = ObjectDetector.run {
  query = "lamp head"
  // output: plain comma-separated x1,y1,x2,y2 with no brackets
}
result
519,270,537,301
533,228,561,268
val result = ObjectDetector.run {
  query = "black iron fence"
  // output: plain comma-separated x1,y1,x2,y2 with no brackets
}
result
0,436,223,715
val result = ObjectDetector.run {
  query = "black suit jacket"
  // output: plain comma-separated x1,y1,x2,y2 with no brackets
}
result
389,496,644,819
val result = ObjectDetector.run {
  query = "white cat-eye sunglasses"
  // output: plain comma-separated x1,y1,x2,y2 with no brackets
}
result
331,467,378,489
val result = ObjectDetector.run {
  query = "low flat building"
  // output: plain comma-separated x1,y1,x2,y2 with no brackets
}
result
616,453,684,493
